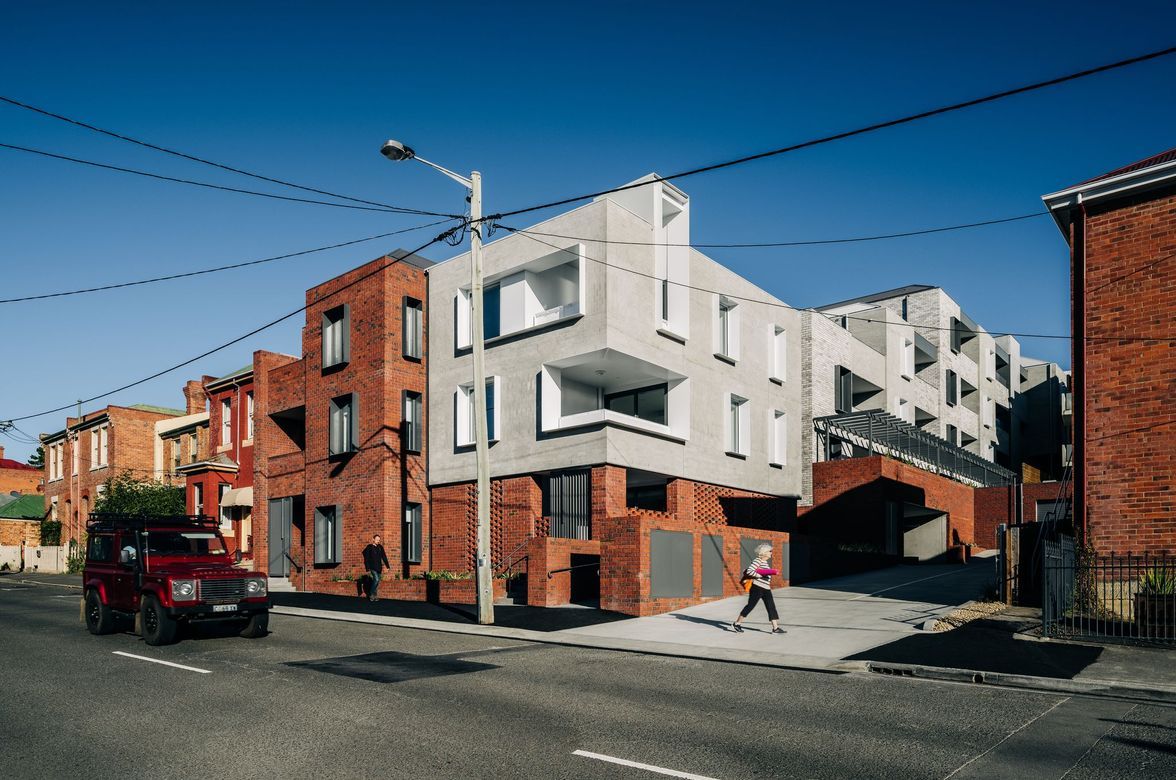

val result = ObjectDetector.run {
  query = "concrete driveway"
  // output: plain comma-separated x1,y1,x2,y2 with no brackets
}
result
563,553,997,664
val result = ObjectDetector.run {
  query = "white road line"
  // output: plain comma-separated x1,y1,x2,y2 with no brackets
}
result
112,651,212,674
573,750,720,780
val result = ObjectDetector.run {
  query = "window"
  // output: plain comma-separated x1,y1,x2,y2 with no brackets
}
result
715,297,740,360
659,277,669,322
403,297,423,359
771,326,786,382
945,369,958,406
945,424,958,446
246,391,255,440
604,384,667,425
726,393,749,456
87,534,115,563
456,378,500,447
193,483,204,516
172,439,183,471
950,317,962,353
901,338,915,380
901,297,909,321
90,430,99,470
218,483,231,532
835,366,854,414
71,438,78,475
99,426,108,466
404,502,422,564
189,432,199,463
314,505,342,565
50,496,58,521
321,304,350,369
404,391,423,453
221,399,232,446
329,393,359,457
770,410,787,466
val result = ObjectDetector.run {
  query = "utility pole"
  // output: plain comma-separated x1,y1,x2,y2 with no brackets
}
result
469,171,494,625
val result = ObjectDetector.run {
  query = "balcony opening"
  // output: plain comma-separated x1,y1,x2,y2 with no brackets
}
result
626,469,668,512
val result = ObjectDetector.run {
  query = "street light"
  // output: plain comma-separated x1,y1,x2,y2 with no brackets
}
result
381,138,493,625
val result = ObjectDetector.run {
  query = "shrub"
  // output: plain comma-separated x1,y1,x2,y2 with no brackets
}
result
40,520,62,546
1138,566,1176,596
415,569,472,581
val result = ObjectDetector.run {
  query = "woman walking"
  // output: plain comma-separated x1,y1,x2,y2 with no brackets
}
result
733,543,785,634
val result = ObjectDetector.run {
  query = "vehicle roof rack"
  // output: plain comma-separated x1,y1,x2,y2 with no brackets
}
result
86,513,218,531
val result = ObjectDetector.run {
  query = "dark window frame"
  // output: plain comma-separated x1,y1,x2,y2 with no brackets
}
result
404,502,422,563
328,393,360,458
322,303,351,370
402,296,423,360
404,390,423,453
313,505,342,565
604,383,669,425
945,369,958,406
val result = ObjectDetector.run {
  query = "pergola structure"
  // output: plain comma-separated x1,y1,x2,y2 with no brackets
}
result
814,410,1015,488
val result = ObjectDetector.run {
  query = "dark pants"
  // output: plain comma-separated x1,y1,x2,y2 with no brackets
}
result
740,586,779,621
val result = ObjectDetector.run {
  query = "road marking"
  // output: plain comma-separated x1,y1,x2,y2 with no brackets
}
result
573,750,719,780
112,651,212,674
941,696,1070,779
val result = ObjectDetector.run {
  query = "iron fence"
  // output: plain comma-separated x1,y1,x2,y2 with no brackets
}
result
1043,542,1176,645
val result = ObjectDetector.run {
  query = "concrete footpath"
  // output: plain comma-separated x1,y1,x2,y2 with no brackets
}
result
7,565,1174,703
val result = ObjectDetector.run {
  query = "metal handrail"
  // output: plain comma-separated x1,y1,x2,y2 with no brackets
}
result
495,535,534,573
547,561,599,580
283,551,302,573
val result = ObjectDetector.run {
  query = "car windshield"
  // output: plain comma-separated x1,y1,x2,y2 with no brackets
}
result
143,531,227,557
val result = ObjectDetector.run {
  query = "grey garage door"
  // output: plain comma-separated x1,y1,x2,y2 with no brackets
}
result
650,530,693,598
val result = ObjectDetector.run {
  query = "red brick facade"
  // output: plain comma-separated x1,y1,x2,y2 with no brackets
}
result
41,405,183,544
253,254,430,590
1071,186,1176,554
973,480,1073,549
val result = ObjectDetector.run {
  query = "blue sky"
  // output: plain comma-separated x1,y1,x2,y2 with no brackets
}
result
1,2,1174,462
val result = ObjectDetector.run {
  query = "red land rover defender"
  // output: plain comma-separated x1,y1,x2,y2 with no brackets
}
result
82,514,270,646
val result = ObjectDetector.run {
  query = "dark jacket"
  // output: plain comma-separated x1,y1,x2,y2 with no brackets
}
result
363,543,390,573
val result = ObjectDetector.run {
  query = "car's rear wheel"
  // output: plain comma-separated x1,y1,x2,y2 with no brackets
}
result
84,589,116,635
240,612,269,639
141,595,178,646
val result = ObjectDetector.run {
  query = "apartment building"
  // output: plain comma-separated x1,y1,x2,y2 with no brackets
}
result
428,175,798,614
178,369,256,558
154,379,209,485
253,251,430,591
41,403,185,545
1018,359,1072,483
1044,146,1176,555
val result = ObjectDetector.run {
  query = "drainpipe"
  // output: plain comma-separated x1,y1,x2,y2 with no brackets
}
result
1075,197,1088,542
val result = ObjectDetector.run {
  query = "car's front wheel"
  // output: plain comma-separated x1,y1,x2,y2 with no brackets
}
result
240,612,269,639
84,589,116,635
140,595,178,646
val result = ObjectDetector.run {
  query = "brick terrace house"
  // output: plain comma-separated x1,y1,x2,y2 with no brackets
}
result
0,445,42,497
1044,146,1176,555
253,250,430,592
41,404,185,546
179,369,257,559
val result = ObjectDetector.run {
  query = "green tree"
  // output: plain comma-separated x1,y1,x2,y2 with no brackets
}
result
27,445,44,468
93,472,185,516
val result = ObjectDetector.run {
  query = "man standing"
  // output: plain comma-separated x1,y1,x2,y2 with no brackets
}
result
362,534,391,602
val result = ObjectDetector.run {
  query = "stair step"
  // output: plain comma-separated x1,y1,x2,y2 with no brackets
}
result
267,577,296,593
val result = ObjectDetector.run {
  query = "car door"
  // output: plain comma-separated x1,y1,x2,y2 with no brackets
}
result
107,531,140,612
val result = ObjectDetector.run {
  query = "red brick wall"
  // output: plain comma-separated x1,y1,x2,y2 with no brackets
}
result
803,456,976,548
973,481,1073,549
1078,188,1176,554
0,520,40,546
252,255,429,589
0,466,40,496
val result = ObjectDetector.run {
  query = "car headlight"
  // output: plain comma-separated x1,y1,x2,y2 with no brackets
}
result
171,579,197,601
246,578,267,597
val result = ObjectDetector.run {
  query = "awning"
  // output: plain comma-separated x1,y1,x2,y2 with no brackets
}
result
220,487,253,508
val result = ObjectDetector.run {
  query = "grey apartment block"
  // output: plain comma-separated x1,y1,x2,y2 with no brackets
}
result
427,175,803,499
800,285,1033,504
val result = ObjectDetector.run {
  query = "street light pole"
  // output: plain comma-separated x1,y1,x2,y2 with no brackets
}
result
380,140,493,624
468,171,494,625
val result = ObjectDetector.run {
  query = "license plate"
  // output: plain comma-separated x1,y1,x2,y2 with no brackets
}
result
212,604,238,613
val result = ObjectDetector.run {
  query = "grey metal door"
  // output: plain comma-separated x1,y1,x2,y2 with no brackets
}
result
268,497,292,576
701,535,723,597
548,470,591,540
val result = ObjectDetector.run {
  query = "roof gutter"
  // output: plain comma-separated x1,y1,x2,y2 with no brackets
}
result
1043,158,1176,238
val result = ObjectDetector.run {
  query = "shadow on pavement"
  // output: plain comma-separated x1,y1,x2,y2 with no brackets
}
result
844,617,1104,679
270,591,629,633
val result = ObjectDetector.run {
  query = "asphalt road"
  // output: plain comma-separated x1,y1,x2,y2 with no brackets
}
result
1,582,1173,779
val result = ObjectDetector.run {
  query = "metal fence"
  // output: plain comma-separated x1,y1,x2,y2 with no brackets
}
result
1043,541,1176,645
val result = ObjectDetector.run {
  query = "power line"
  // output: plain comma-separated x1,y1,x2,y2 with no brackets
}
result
0,142,460,218
0,94,444,217
502,226,1176,344
484,46,1176,223
1,226,462,424
0,217,458,304
497,211,1047,250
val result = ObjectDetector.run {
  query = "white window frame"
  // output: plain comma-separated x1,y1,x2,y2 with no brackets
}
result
770,409,787,466
221,398,232,446
218,483,232,532
714,296,740,362
771,325,786,383
71,437,78,475
99,425,108,466
189,432,198,462
456,376,500,447
193,483,204,516
246,391,254,441
90,429,99,471
50,496,59,520
725,393,750,457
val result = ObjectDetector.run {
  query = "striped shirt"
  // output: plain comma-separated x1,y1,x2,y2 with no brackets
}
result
744,557,777,590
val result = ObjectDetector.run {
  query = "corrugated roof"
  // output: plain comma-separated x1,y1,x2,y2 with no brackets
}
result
128,403,186,416
0,494,45,520
1076,146,1176,187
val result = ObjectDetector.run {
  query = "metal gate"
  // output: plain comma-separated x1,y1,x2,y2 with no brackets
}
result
547,470,591,540
1041,536,1075,636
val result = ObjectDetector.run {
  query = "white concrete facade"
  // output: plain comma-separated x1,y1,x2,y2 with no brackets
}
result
427,176,803,498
